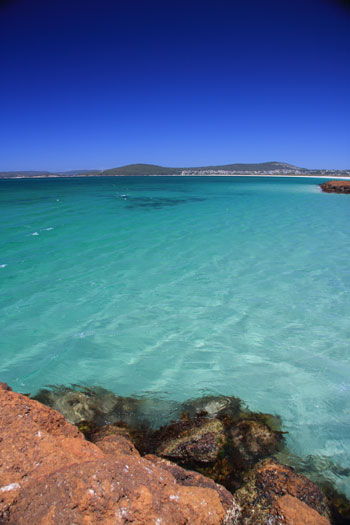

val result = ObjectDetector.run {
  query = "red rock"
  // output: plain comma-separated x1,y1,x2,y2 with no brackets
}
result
0,382,12,391
93,432,140,456
11,455,239,524
233,459,331,524
253,459,330,516
145,454,234,509
272,494,330,524
320,180,350,193
0,386,238,524
0,388,103,521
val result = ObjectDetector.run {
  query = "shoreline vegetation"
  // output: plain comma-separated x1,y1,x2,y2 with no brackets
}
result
1,382,349,523
1,161,350,179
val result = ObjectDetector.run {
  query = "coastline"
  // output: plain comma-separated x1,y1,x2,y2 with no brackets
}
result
1,174,350,180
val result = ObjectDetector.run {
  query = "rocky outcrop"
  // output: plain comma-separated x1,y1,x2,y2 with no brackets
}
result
0,383,238,524
147,412,284,492
234,458,331,524
2,383,345,524
10,453,240,525
320,180,350,193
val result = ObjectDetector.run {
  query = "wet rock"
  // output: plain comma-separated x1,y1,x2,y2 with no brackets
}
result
229,418,284,468
321,484,350,525
147,415,241,491
276,449,350,486
200,415,284,492
1,384,238,524
153,416,227,465
276,451,350,523
234,458,331,524
143,406,285,492
320,180,350,194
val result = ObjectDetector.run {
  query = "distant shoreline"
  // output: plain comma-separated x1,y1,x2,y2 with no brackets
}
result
1,174,350,180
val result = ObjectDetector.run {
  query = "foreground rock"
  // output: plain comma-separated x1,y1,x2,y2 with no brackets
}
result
234,458,331,524
2,383,343,524
0,383,239,524
320,180,350,193
272,495,331,525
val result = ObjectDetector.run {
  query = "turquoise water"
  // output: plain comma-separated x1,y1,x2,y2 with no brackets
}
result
1,176,350,492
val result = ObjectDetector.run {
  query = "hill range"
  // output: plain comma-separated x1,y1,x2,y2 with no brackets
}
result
0,162,349,178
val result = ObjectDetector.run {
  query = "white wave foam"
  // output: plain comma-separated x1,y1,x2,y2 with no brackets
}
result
32,232,39,236
0,264,7,268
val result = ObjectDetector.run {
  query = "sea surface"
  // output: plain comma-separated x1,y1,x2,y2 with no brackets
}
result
1,176,350,494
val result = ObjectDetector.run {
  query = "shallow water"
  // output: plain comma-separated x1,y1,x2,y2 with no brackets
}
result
1,176,349,494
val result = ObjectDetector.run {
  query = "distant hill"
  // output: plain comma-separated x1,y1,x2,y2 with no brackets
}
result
181,161,307,172
0,162,349,178
99,161,309,175
101,164,181,176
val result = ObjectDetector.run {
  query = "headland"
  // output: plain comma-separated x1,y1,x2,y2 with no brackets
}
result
1,161,349,179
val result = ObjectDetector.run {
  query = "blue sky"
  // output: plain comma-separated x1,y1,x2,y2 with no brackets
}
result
0,0,349,170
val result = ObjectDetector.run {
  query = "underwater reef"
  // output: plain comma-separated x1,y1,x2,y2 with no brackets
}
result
0,382,349,523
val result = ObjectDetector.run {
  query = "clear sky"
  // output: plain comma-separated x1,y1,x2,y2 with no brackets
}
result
0,0,349,171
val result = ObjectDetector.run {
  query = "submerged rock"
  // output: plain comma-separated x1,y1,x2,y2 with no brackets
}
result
146,407,285,493
33,385,181,428
320,180,350,194
181,395,242,419
33,385,119,425
229,418,284,468
323,484,350,525
154,417,227,465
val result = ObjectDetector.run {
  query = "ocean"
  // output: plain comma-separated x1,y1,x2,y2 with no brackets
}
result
1,176,349,494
